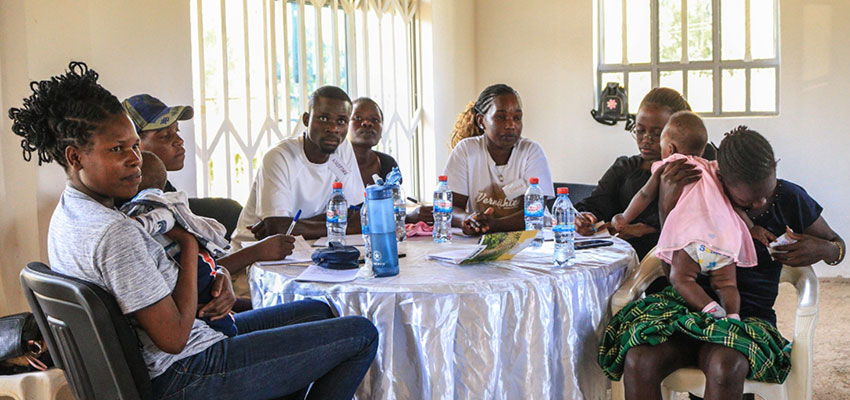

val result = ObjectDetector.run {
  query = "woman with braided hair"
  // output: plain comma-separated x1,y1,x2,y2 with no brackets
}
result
443,83,554,235
10,61,377,400
598,126,844,400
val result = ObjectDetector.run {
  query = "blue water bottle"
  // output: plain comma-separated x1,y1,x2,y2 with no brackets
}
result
366,183,399,277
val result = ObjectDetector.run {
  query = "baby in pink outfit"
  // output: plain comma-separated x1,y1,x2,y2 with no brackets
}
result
612,111,757,320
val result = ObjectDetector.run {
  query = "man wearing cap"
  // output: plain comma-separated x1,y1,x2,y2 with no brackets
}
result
122,94,192,191
123,94,298,303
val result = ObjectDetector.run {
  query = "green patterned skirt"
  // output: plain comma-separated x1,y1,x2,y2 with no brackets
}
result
598,286,792,383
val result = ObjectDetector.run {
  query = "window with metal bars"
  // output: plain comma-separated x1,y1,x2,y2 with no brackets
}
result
597,0,779,116
190,0,422,204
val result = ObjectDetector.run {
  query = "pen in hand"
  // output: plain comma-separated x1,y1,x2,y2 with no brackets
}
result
285,209,302,236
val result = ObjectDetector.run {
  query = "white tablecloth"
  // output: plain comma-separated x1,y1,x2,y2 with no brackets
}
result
249,237,638,400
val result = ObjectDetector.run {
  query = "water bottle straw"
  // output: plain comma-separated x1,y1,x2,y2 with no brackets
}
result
285,209,302,236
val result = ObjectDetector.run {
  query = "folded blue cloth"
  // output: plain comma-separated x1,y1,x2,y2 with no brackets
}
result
312,242,361,270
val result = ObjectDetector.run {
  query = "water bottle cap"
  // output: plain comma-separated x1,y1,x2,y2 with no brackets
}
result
438,175,448,182
366,184,393,200
557,187,569,195
529,177,539,185
333,182,343,189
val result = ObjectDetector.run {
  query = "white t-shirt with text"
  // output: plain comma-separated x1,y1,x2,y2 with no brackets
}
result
232,135,365,249
444,135,554,218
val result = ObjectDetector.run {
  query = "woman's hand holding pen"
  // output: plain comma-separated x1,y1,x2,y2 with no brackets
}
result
574,212,598,236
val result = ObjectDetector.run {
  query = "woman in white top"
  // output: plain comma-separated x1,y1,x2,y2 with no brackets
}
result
444,84,554,235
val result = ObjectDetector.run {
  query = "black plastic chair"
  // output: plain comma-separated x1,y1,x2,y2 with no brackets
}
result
20,262,153,400
547,182,597,210
188,197,243,241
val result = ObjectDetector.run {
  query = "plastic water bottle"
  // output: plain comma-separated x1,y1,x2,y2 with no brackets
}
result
360,192,371,268
366,183,399,277
392,185,407,242
524,177,545,247
553,187,575,266
433,175,453,243
326,182,348,244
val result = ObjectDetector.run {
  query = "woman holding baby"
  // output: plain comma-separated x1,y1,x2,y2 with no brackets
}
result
575,88,696,260
593,89,845,399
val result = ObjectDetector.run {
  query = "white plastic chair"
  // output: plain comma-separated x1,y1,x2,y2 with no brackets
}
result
0,368,73,400
609,253,818,400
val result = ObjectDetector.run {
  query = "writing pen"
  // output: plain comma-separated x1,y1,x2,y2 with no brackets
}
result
285,209,302,236
572,208,596,232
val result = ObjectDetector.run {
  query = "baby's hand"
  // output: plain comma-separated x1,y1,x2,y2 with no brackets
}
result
750,225,777,247
611,214,627,232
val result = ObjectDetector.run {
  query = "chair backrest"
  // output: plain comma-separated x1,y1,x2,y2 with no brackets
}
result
188,197,243,241
547,182,597,210
20,262,153,400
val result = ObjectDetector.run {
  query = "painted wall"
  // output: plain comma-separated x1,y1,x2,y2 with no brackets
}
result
0,0,195,315
473,0,850,277
418,0,477,196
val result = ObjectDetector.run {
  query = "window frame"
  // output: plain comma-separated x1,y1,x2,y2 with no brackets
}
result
190,0,424,202
596,0,780,117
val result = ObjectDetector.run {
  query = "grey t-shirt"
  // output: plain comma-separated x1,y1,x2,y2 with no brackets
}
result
47,185,225,378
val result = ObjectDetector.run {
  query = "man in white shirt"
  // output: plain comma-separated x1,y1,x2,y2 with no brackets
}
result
232,86,365,250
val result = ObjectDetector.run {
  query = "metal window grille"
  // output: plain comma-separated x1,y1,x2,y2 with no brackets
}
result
597,0,780,117
190,0,423,203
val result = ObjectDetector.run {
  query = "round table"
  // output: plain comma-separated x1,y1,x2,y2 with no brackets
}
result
250,236,638,400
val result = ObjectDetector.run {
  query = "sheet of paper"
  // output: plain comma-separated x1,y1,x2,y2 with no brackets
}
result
425,244,485,264
313,234,366,247
515,242,559,265
542,225,611,242
294,264,359,283
255,236,315,266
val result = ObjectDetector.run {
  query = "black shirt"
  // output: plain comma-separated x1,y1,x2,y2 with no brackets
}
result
696,180,822,325
575,155,660,259
374,151,400,184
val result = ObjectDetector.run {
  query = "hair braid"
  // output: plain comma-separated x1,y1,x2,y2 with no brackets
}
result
9,61,124,168
717,125,777,183
448,84,521,149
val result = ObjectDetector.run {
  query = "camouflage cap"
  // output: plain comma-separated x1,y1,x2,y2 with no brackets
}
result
122,94,193,132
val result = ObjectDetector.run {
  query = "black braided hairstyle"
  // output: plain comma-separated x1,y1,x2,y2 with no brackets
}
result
717,125,777,184
449,84,522,149
8,61,124,169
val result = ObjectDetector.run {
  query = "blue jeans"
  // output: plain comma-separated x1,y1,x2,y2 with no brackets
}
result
151,299,378,400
